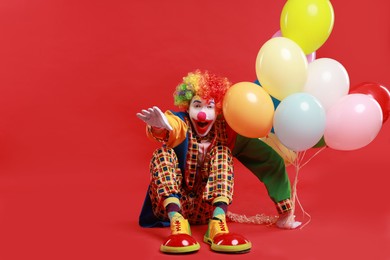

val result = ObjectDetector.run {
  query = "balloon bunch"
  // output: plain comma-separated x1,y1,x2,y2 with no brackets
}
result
223,0,390,226
223,0,389,153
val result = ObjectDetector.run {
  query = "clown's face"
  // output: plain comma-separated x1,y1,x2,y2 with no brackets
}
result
188,95,217,137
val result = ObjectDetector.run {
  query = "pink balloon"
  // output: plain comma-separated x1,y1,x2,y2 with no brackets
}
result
306,51,316,63
324,94,383,150
272,30,282,38
272,30,315,63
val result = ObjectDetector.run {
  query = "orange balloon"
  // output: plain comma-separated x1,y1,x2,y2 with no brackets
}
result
223,82,274,138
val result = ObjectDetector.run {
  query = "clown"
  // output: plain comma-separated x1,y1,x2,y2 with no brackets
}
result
137,70,300,254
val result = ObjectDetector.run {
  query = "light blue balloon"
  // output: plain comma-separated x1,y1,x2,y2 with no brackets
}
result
273,93,326,151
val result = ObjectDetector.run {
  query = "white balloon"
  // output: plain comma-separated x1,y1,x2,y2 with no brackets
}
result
303,58,350,110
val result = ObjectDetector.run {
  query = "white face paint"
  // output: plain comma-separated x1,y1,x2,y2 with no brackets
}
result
188,95,217,137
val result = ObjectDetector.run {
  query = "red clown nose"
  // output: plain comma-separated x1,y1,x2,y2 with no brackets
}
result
197,111,207,121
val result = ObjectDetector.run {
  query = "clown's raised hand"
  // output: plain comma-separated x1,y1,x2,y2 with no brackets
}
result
136,106,173,131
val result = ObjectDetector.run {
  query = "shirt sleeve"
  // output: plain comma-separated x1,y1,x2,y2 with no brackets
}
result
146,110,188,148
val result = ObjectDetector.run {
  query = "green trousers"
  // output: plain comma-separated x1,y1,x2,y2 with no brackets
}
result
232,134,291,204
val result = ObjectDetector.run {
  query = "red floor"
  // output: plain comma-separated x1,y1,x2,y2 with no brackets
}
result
0,1,389,259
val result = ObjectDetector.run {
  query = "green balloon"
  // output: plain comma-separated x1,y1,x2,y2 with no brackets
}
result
313,136,326,148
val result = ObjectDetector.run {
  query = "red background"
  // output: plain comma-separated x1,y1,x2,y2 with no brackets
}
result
0,1,389,259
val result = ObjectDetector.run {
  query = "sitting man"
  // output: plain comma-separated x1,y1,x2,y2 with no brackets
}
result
137,70,300,254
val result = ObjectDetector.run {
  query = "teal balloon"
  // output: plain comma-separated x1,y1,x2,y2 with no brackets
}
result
273,93,326,151
254,79,280,133
254,79,280,109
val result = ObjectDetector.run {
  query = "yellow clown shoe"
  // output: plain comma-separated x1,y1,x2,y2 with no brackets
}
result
203,217,251,253
160,216,200,254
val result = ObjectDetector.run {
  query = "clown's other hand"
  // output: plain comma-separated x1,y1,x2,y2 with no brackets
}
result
276,212,301,229
136,106,173,131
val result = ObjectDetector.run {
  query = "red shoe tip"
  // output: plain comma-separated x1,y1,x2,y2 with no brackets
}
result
213,233,250,246
163,234,198,247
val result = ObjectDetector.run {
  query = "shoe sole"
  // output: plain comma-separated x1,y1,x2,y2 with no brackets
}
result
160,243,200,254
203,236,252,253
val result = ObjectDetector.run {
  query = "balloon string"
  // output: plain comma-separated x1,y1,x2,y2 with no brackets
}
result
299,146,326,169
265,135,297,165
263,137,324,228
296,149,306,167
291,156,312,229
295,189,312,229
290,147,326,228
227,138,325,228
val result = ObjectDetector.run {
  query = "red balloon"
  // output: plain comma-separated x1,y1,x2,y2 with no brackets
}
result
350,82,390,124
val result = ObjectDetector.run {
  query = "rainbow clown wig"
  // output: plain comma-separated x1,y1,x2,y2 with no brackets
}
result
173,70,232,113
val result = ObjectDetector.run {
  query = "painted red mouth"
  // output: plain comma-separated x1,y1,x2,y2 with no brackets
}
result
191,118,214,136
197,121,210,128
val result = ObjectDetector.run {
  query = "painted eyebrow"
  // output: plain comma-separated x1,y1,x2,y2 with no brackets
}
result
192,100,215,105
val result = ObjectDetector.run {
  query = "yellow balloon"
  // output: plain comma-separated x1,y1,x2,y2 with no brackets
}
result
223,82,274,138
280,0,335,54
260,133,297,166
255,37,308,100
